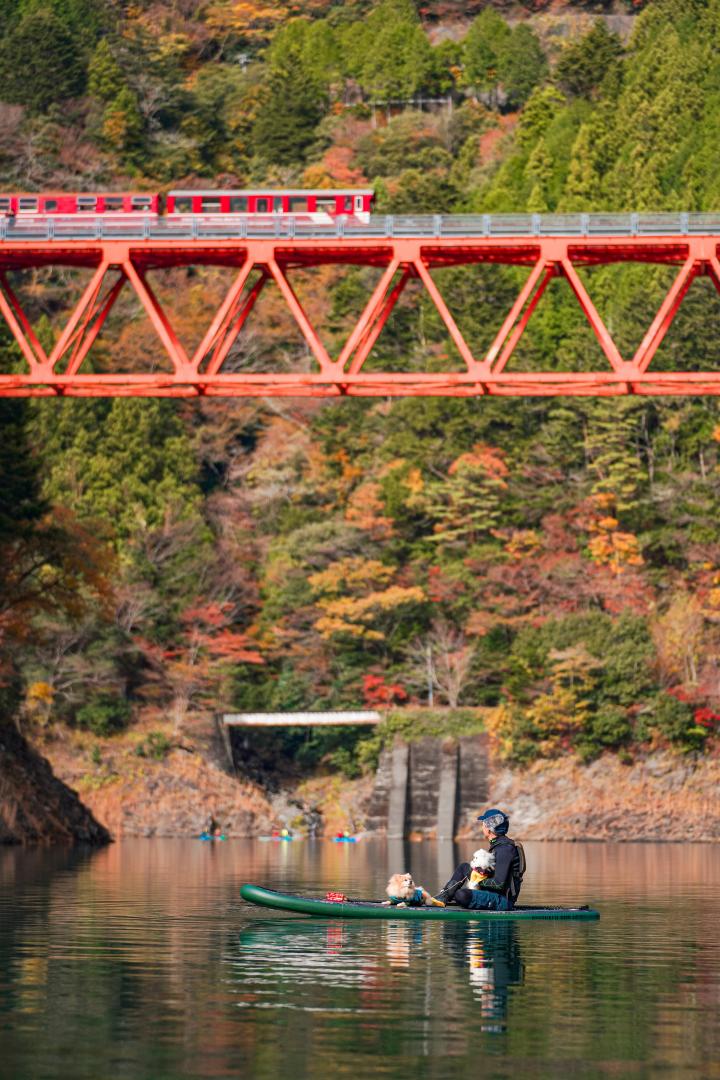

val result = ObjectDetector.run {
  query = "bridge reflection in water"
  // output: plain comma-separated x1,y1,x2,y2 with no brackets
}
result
1,213,720,398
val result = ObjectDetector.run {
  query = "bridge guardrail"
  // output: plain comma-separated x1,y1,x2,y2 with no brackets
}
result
2,213,720,243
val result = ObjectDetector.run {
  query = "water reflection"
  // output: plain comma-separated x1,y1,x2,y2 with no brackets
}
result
444,923,523,1030
1,840,719,1079
235,915,524,1034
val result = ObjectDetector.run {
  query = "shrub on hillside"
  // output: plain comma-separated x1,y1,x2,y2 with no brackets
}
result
75,693,131,737
651,693,709,752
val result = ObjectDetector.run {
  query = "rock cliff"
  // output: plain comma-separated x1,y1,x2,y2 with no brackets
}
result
0,723,110,845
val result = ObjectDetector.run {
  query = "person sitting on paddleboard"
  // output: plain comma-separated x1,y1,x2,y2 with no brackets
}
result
434,809,525,911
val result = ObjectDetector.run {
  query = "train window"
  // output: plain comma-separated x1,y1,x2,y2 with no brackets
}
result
343,196,353,212
44,199,58,212
105,197,123,211
78,196,98,211
19,197,38,212
316,198,336,213
0,198,10,212
229,197,248,212
255,198,269,213
131,196,152,209
273,197,283,212
355,196,364,212
288,197,308,212
174,197,192,213
201,197,222,212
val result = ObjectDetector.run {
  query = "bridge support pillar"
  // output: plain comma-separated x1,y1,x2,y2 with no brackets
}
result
436,738,458,841
387,738,409,839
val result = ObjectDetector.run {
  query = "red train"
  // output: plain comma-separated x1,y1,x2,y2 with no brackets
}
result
0,189,374,218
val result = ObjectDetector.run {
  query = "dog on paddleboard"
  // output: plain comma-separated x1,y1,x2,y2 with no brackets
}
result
468,848,496,888
382,872,445,908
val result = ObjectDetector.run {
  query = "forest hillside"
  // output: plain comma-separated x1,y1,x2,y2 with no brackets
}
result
2,0,720,797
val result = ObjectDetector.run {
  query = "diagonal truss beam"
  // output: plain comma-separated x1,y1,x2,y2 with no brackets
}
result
123,259,190,373
339,258,400,372
267,257,333,374
347,264,411,375
561,257,626,373
492,263,554,375
633,255,698,373
63,272,125,377
191,260,253,373
0,271,49,372
201,269,267,377
413,258,479,374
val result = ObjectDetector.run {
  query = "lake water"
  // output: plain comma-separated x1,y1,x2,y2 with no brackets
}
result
1,839,719,1079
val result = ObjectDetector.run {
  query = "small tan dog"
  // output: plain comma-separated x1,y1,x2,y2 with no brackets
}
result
382,872,445,908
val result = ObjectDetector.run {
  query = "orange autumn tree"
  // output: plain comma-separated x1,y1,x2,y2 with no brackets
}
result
586,493,644,575
205,0,292,42
142,601,263,731
308,556,424,641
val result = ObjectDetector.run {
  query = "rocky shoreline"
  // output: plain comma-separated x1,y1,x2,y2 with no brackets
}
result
25,720,720,843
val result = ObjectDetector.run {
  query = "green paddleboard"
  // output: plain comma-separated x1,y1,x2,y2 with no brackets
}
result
240,884,600,921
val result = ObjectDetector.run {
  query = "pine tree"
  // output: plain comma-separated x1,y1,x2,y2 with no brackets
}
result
252,52,325,164
555,21,623,100
0,8,86,113
462,9,510,104
88,38,125,102
562,124,601,211
497,24,548,110
525,138,552,212
102,88,144,157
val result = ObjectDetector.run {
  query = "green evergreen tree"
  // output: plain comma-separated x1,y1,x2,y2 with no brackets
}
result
525,138,552,212
88,38,125,102
462,9,510,104
252,52,325,164
555,21,623,99
360,21,433,100
562,123,601,210
0,8,86,113
102,87,144,157
497,24,548,110
20,0,112,46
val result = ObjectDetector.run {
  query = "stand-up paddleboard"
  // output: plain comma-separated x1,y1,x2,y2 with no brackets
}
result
240,884,600,921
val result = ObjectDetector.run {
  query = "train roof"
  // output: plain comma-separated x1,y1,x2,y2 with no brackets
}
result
167,188,374,197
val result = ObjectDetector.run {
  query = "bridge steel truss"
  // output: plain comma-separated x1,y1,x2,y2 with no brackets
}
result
1,234,720,397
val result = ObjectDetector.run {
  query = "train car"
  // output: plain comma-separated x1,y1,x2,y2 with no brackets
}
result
166,189,374,218
0,192,160,215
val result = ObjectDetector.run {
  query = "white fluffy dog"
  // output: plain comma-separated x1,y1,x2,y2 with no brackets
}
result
470,849,496,874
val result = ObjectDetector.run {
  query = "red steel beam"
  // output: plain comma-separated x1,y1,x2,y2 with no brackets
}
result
0,234,718,396
346,266,411,376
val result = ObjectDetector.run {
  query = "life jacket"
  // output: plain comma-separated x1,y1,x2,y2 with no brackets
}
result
389,887,424,906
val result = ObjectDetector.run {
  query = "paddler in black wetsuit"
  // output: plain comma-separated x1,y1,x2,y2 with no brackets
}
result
434,809,522,911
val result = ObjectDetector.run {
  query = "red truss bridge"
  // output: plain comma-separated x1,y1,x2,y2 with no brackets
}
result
2,212,720,397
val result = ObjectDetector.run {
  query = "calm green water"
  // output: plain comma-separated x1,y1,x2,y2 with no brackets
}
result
1,839,718,1079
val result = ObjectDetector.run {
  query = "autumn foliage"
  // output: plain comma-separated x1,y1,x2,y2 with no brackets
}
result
2,0,720,771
